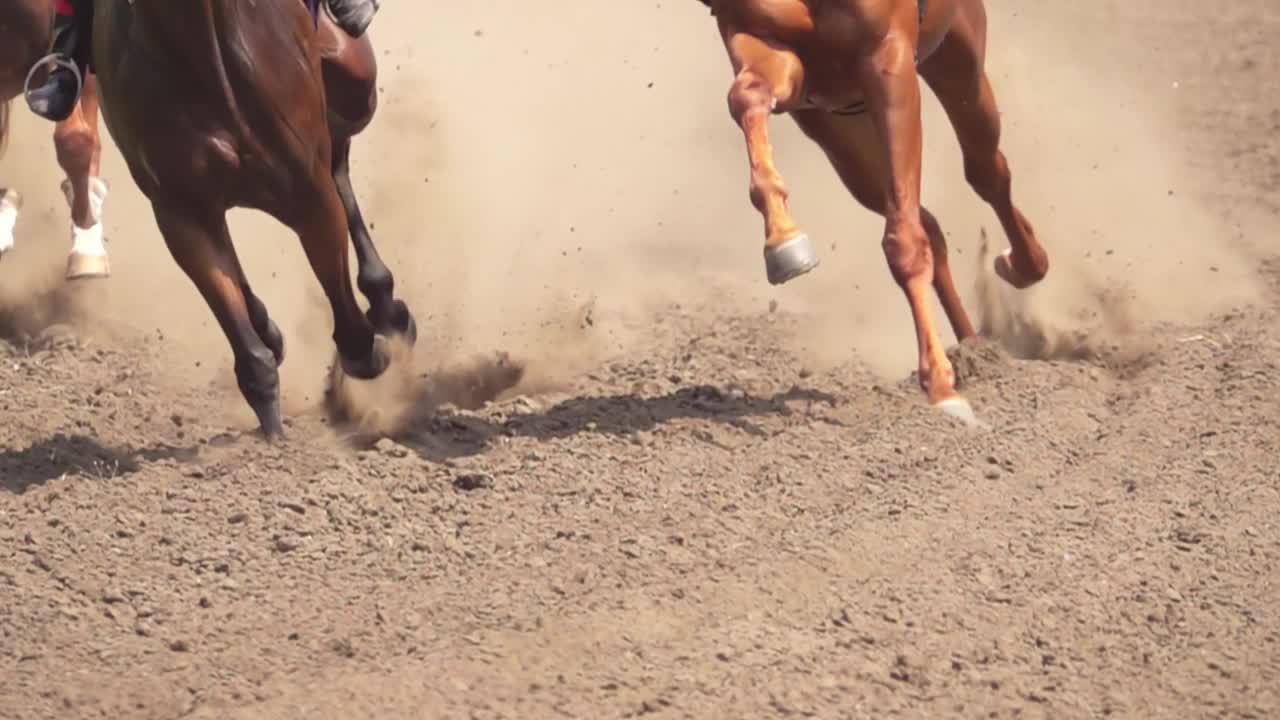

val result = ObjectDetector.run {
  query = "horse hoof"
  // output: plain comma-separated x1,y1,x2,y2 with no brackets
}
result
933,396,987,428
340,335,391,381
993,249,1045,290
264,318,286,367
764,233,819,286
251,398,286,441
65,251,110,280
368,300,418,346
391,300,418,346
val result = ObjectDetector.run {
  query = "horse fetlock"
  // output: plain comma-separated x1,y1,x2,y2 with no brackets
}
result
918,354,958,404
748,166,787,213
356,265,394,306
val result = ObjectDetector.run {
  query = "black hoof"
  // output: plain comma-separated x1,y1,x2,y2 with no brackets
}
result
252,398,285,440
340,335,391,380
368,300,417,346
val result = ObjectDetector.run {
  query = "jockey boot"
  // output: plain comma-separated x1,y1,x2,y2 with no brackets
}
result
326,0,380,38
25,0,90,123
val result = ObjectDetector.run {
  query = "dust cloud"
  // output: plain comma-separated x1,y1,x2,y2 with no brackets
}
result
0,1,1270,423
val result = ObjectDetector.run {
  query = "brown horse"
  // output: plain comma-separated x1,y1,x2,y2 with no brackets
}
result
0,0,111,279
90,0,415,439
702,0,1049,422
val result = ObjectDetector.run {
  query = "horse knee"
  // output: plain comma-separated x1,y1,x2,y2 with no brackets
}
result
882,218,933,288
727,69,794,122
53,124,96,176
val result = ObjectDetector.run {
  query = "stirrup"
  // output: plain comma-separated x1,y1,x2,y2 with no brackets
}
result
23,54,84,106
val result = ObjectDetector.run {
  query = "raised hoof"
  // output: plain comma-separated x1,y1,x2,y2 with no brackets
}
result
368,300,418,346
264,319,287,368
340,335,391,381
933,396,987,429
993,249,1046,290
764,233,820,286
65,252,110,280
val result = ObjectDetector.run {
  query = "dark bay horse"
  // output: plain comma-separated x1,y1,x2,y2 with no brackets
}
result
90,0,416,438
701,0,1050,422
0,0,111,279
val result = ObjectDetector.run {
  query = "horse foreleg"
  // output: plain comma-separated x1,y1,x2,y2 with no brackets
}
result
723,31,817,286
332,135,416,344
922,4,1048,290
792,109,977,344
858,23,975,424
294,170,389,383
151,200,285,438
54,75,110,280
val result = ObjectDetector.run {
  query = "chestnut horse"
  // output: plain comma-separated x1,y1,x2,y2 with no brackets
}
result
701,0,1049,422
89,0,416,438
0,0,111,280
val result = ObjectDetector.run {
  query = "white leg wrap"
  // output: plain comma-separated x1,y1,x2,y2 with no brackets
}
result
62,176,109,258
0,190,20,256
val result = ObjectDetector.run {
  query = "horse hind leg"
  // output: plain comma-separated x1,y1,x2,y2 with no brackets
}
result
55,76,110,280
724,33,819,285
793,109,978,351
332,134,417,344
151,201,285,438
294,166,390,383
920,5,1048,290
321,25,417,344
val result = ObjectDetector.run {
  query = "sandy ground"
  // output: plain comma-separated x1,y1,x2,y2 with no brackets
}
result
0,1,1277,718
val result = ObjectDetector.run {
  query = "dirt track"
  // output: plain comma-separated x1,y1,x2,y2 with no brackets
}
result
1,2,1278,719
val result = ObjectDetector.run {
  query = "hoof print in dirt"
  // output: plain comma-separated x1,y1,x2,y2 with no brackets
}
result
453,472,493,492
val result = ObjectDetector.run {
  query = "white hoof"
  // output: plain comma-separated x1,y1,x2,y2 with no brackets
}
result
764,233,819,286
66,251,110,280
933,396,987,429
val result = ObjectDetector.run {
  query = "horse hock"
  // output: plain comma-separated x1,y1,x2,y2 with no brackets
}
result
0,189,19,256
61,176,110,279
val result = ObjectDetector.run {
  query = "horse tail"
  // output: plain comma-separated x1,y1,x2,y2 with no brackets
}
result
0,100,10,159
